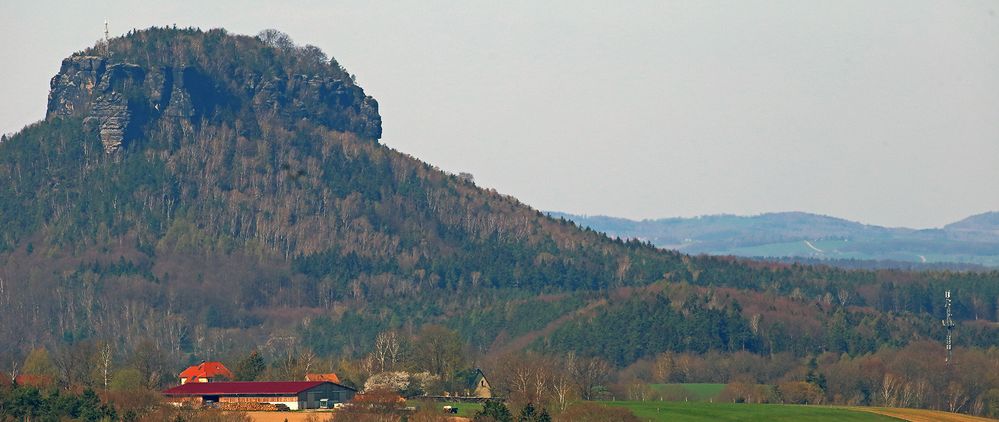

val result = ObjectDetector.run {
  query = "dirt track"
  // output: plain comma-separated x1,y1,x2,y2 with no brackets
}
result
848,407,997,422
242,411,470,422
243,411,332,422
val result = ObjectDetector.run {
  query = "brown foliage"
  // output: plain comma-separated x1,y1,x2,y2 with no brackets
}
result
778,381,824,405
105,388,162,417
352,389,406,406
718,381,774,404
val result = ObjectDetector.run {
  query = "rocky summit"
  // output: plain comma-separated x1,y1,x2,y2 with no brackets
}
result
45,29,381,154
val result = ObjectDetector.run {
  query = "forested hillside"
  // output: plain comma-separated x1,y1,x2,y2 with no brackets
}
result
2,27,999,418
0,27,685,359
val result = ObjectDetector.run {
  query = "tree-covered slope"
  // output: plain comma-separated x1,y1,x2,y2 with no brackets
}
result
0,27,686,356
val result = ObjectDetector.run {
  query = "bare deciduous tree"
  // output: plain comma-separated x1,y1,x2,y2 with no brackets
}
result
946,381,969,413
7,360,18,384
837,289,851,307
98,342,114,390
569,354,610,401
881,373,902,407
652,352,674,383
374,331,401,372
300,349,317,376
257,29,295,51
551,367,575,412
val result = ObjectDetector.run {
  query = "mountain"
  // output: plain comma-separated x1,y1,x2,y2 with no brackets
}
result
0,28,997,380
0,27,688,358
551,211,999,267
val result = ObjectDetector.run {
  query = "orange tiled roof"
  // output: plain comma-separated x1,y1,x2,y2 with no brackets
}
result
179,361,234,381
305,373,340,383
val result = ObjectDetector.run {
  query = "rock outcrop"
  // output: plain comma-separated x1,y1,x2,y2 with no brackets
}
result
47,56,175,153
46,44,381,154
247,72,382,140
87,92,130,153
47,56,106,119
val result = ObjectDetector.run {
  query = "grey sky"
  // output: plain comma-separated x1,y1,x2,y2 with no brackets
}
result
2,1,997,229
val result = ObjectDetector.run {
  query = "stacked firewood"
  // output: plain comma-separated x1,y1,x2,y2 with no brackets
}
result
217,402,284,411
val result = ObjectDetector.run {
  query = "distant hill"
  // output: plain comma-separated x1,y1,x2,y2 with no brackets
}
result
550,211,999,267
945,212,999,235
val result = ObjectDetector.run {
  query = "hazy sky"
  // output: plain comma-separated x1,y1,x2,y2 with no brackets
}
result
2,1,997,228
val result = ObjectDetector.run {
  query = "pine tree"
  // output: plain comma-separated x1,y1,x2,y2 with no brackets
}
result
234,350,266,381
474,400,513,422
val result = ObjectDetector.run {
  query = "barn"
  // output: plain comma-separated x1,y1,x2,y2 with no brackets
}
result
162,381,356,410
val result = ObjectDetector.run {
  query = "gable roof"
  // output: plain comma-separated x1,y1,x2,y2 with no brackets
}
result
178,361,234,381
466,368,488,389
305,373,341,383
163,381,340,396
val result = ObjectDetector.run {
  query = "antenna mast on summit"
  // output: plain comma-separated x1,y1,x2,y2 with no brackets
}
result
943,290,956,364
101,19,111,58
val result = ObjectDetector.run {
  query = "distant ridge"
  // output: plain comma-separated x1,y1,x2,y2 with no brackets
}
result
550,211,999,268
945,211,999,234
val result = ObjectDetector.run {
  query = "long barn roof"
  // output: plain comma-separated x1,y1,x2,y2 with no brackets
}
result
163,381,330,396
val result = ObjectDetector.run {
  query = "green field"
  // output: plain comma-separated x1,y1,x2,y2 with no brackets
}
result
720,239,860,259
717,239,999,267
602,401,899,421
649,383,726,401
414,401,484,418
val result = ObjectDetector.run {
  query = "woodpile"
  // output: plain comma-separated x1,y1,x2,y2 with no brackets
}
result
217,402,288,411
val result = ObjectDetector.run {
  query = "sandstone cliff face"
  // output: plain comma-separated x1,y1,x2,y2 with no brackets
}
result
46,53,381,154
46,56,105,118
47,57,148,153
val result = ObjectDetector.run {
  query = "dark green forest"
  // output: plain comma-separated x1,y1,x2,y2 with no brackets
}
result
1,27,999,419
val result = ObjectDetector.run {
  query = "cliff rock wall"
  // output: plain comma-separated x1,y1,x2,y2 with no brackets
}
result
46,51,381,154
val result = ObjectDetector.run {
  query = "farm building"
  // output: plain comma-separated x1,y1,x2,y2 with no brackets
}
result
162,381,357,410
428,368,494,401
305,373,341,383
465,368,492,398
178,361,234,384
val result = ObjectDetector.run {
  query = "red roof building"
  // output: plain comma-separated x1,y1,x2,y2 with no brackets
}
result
305,373,341,383
163,381,356,410
178,361,234,385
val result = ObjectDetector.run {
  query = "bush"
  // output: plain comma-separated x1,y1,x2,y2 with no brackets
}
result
110,368,144,391
777,381,824,405
474,400,513,422
718,382,775,404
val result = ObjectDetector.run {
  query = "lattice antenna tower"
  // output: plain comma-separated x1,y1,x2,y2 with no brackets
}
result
942,290,956,364
100,19,111,58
